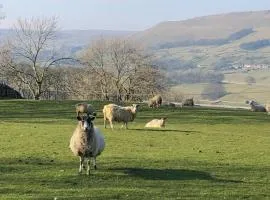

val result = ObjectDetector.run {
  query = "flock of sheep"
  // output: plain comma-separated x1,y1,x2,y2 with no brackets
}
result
69,95,166,175
69,96,270,175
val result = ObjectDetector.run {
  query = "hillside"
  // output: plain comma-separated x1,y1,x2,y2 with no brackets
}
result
132,10,270,104
133,10,270,68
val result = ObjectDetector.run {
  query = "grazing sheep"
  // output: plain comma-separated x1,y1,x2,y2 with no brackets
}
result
183,98,194,106
75,102,96,117
247,100,266,112
69,115,105,175
145,118,167,128
148,95,162,108
103,103,140,129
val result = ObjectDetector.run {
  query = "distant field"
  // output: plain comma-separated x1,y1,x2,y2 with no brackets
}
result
170,69,270,106
0,100,270,199
154,44,270,67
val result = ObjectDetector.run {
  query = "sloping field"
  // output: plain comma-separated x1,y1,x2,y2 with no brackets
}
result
170,69,270,107
0,100,270,199
134,10,270,46
133,10,270,66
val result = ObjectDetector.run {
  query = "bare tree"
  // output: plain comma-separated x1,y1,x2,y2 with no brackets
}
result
0,17,71,99
81,38,113,100
108,39,138,101
81,38,166,102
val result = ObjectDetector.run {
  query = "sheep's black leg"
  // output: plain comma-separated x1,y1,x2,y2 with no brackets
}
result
93,157,97,170
79,156,84,174
121,122,127,129
87,159,91,175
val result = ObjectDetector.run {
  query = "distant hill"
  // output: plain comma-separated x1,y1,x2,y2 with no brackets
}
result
133,10,270,47
132,10,270,69
2,11,270,69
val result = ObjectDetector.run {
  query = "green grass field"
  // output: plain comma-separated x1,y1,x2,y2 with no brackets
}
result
0,100,270,199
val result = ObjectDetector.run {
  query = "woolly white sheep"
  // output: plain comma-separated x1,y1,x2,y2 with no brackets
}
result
103,103,140,129
148,95,162,108
69,115,105,175
145,118,167,128
75,102,96,117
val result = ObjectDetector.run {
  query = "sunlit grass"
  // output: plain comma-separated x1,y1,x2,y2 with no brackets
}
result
0,100,270,199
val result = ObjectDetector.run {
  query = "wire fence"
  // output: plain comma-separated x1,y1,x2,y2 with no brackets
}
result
37,89,270,110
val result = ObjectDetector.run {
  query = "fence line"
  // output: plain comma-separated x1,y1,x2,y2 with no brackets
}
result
33,89,270,97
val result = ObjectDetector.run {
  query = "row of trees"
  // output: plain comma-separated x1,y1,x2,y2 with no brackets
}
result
0,17,166,101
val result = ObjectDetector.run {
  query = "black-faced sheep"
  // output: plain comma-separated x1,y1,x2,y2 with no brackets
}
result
148,95,162,108
103,103,140,129
145,117,167,128
69,115,105,175
75,102,96,117
246,100,266,112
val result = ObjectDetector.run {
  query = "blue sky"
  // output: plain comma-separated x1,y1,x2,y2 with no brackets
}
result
1,0,270,30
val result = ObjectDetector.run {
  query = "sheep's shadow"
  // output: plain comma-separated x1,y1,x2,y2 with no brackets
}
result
110,167,242,183
131,128,200,134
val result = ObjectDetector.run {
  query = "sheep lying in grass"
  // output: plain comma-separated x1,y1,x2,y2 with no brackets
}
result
103,103,140,129
148,95,162,108
69,114,105,175
246,100,266,112
75,102,96,117
145,118,167,128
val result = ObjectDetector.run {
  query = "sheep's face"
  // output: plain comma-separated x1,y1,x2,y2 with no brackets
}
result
160,118,167,127
248,100,256,106
77,115,96,131
132,104,140,112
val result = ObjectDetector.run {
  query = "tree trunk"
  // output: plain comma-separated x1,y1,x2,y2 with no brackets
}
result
34,81,42,100
34,94,40,100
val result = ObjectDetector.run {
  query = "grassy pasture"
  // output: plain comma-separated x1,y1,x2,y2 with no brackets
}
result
0,100,270,199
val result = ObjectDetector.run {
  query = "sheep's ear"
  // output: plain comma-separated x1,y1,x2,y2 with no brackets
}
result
90,116,96,121
77,116,82,121
135,104,140,108
92,112,97,117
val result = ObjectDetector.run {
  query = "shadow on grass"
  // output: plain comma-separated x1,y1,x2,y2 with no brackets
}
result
131,128,200,134
110,167,242,183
